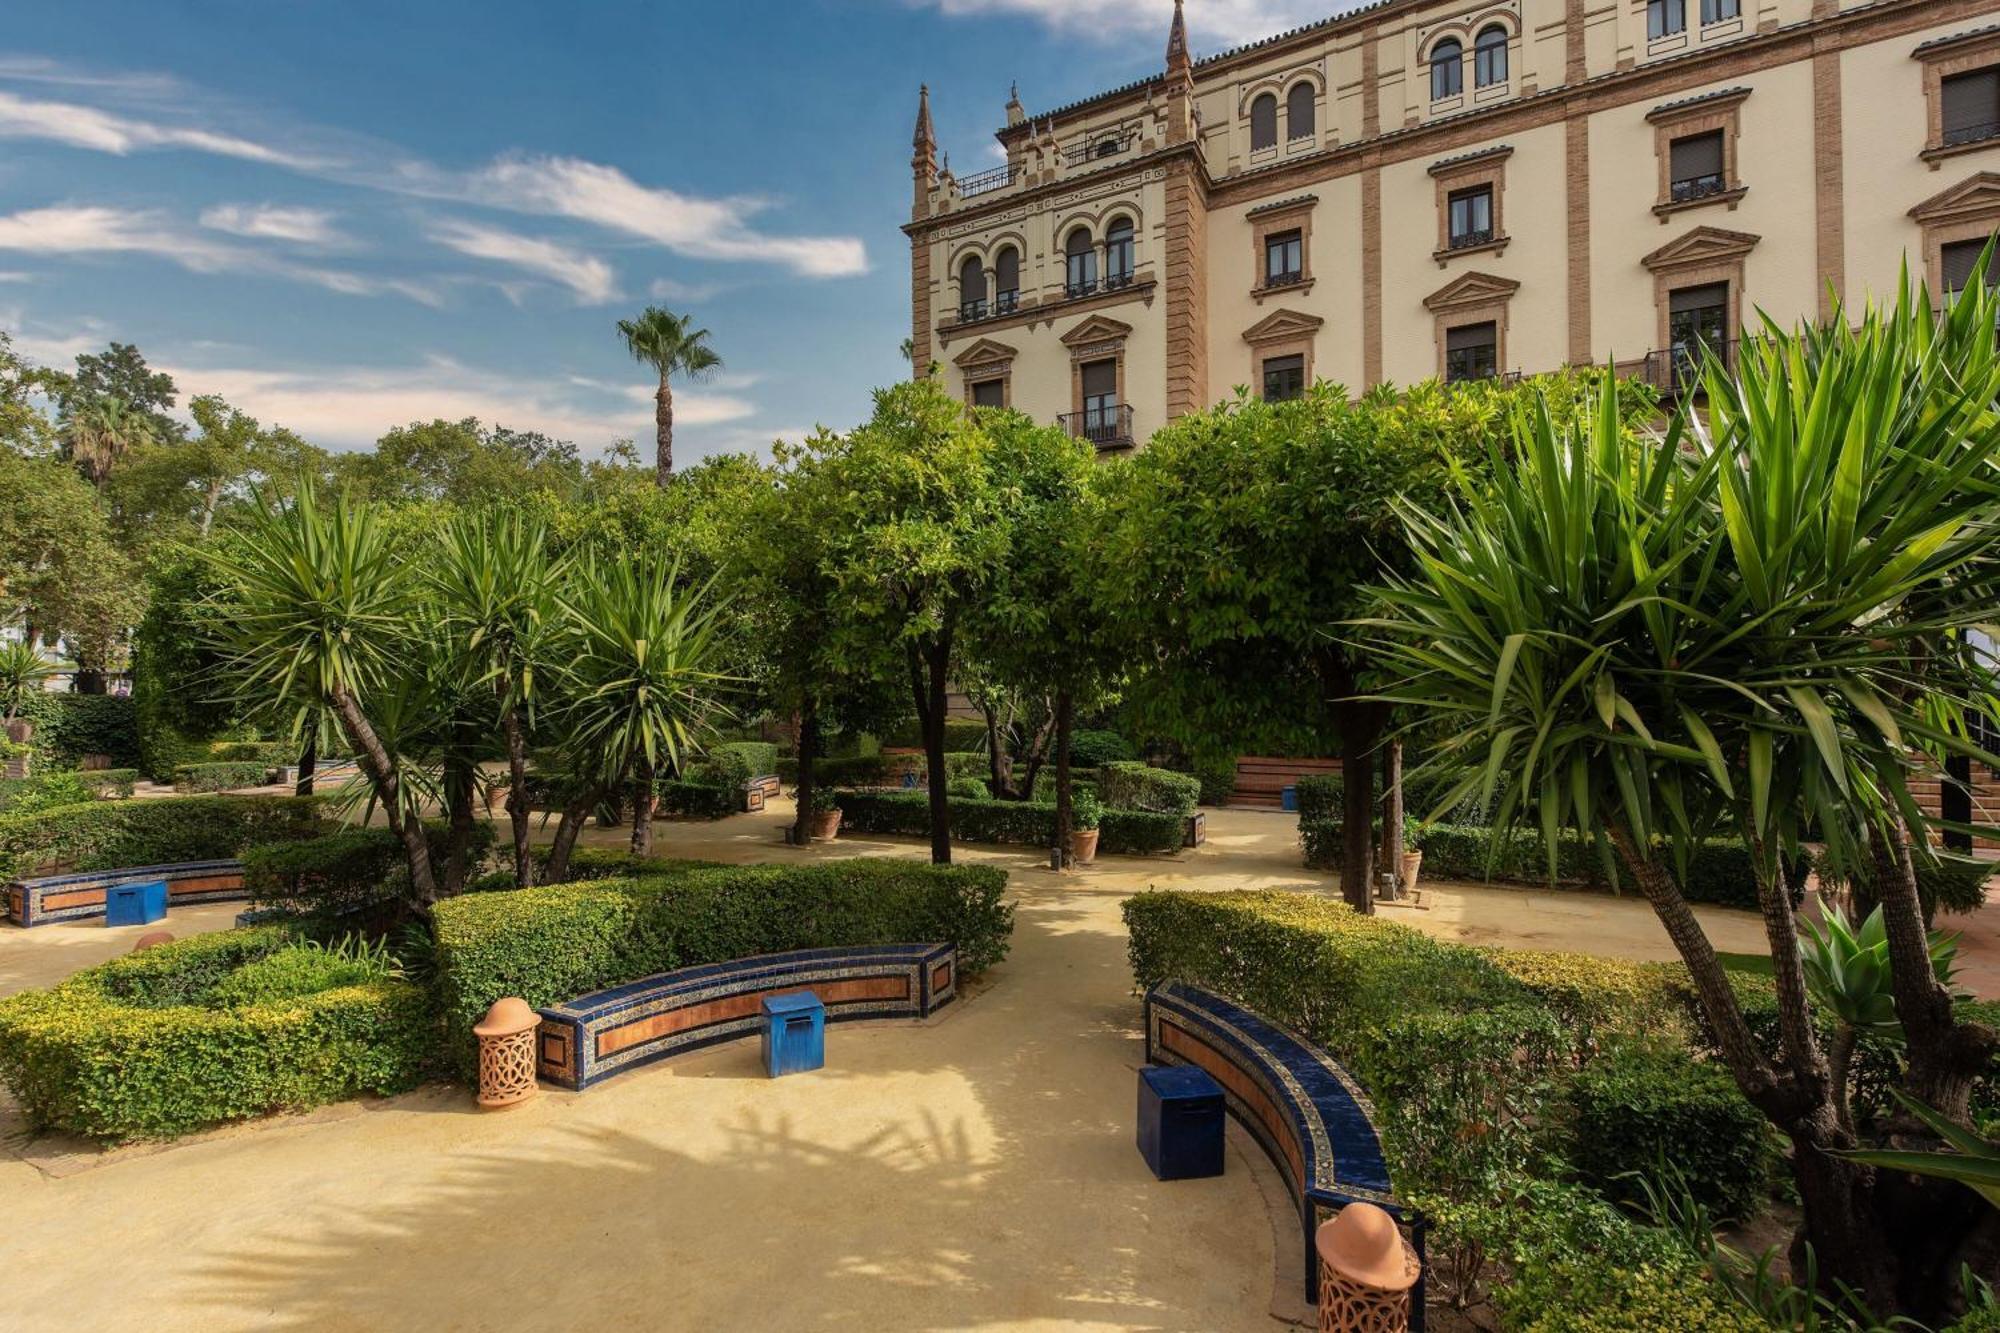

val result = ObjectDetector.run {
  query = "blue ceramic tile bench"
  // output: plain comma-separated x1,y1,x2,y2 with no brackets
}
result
1143,980,1426,1319
5,859,249,928
535,942,957,1090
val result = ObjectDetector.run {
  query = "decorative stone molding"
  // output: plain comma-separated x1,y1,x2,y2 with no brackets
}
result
934,273,1154,346
1916,26,2000,168
1249,193,1317,302
1062,314,1134,419
953,337,1019,407
1641,224,1760,349
1429,145,1512,266
1423,270,1520,378
1648,86,1750,221
1242,307,1326,395
1908,172,2000,291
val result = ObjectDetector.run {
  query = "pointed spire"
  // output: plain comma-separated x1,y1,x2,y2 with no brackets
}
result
913,84,935,152
1005,79,1026,128
1166,0,1190,73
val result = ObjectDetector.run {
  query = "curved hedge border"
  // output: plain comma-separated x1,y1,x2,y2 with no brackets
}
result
433,857,1015,1077
0,794,326,879
832,789,1183,856
0,926,431,1140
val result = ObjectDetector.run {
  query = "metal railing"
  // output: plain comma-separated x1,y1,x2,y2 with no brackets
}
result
1448,227,1495,250
1670,172,1730,203
1944,121,2000,149
1058,404,1135,449
1639,338,1737,395
954,290,1020,324
1065,136,1133,165
1065,276,1099,299
1260,269,1305,291
957,163,1020,198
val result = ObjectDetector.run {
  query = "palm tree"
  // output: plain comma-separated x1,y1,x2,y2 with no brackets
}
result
61,394,155,490
616,307,721,488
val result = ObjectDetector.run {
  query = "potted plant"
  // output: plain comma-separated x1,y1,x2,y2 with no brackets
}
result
1399,824,1424,894
1068,788,1102,866
808,783,843,841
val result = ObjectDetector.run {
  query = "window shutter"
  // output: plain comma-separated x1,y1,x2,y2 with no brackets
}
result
1081,359,1117,398
994,248,1019,293
972,380,1005,408
1943,69,2000,140
1943,239,1991,293
1670,282,1729,315
1446,322,1496,353
1670,130,1724,181
1251,95,1278,150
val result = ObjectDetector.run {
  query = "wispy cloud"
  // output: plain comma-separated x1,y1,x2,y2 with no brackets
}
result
200,203,350,247
427,217,617,304
648,275,726,304
471,155,868,278
0,87,320,167
911,0,1339,49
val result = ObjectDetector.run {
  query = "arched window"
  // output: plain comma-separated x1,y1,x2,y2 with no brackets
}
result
1250,93,1278,151
993,245,1020,313
1474,26,1508,88
1430,39,1463,101
1064,227,1097,296
958,255,987,320
1286,83,1315,141
1104,217,1135,287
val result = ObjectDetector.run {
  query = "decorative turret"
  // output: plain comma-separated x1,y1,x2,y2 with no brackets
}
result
1165,0,1195,145
1006,80,1025,128
912,84,937,220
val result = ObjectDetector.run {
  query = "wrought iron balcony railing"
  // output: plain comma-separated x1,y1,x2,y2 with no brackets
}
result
957,164,1020,198
1944,120,2000,149
1260,269,1305,292
1670,172,1730,203
1640,338,1737,395
1065,276,1099,300
1058,404,1134,449
1448,227,1495,251
1065,136,1133,166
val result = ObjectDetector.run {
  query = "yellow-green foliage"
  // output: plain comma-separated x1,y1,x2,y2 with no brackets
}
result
0,927,431,1140
1486,949,1705,1044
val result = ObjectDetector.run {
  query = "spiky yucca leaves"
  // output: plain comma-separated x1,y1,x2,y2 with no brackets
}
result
0,638,60,725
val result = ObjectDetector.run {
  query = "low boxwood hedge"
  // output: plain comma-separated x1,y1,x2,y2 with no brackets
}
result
831,789,1183,856
1295,773,1344,822
695,741,779,786
76,768,138,799
432,857,1015,1074
882,720,989,752
173,760,274,793
1068,729,1135,768
0,927,431,1140
0,793,326,878
206,740,293,764
1029,769,1097,803
1096,762,1200,819
655,779,739,819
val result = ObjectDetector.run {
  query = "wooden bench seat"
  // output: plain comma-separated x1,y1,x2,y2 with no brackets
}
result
5,859,249,928
535,942,957,1090
1144,980,1425,1317
1229,756,1340,810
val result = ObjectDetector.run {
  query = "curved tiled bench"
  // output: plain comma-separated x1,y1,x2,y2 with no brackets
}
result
1143,980,1426,1318
535,942,957,1090
5,859,249,928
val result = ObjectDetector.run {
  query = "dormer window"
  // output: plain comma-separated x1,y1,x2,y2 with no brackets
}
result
1474,27,1508,87
1287,82,1315,141
1250,93,1279,150
1431,39,1463,101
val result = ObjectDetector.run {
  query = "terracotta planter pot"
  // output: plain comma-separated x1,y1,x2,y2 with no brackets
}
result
810,809,843,841
1401,849,1423,890
1069,828,1100,865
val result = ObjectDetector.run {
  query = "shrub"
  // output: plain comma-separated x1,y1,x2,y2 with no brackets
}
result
0,771,93,815
1030,768,1096,802
0,926,431,1139
1071,786,1103,832
654,779,739,819
206,937,400,1007
432,857,1014,1073
1295,773,1344,822
242,821,496,929
0,794,326,878
76,768,137,799
13,693,141,768
1099,808,1181,854
1300,817,1344,869
173,760,274,793
832,790,1184,855
883,719,988,752
947,776,990,800
1096,762,1200,819
1407,822,1809,910
695,741,779,785
1564,1042,1775,1221
1069,729,1134,768
207,740,293,764
1185,752,1237,807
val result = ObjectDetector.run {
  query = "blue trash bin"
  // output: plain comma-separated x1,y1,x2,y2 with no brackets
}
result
104,877,168,927
1281,784,1298,813
1137,1064,1225,1181
761,990,826,1077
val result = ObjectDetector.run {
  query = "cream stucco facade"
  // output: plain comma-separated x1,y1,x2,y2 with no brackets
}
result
906,0,2000,448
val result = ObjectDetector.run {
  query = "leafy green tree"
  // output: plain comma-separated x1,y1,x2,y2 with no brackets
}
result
338,418,590,507
68,341,178,430
130,555,245,780
61,395,156,490
817,379,1005,863
616,306,721,487
0,331,57,456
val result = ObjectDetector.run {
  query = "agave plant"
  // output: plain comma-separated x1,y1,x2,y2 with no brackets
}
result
1840,1090,2000,1212
0,636,60,725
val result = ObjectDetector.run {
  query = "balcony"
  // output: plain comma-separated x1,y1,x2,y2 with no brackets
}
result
1638,338,1737,396
1448,227,1495,251
1059,404,1134,450
1065,135,1133,166
956,290,1020,324
1670,172,1730,203
957,163,1020,199
1259,269,1306,293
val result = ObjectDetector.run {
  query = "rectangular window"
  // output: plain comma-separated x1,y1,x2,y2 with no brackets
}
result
1667,282,1730,387
1648,0,1686,38
1669,130,1726,201
1443,322,1498,383
1943,68,2000,148
1080,358,1119,443
1943,237,1999,294
1447,186,1494,248
1700,0,1739,22
1264,229,1303,287
1262,354,1306,402
971,379,1005,409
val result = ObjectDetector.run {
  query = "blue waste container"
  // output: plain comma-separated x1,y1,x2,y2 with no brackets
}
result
105,877,168,927
1137,1064,1225,1181
761,990,826,1077
1281,784,1298,813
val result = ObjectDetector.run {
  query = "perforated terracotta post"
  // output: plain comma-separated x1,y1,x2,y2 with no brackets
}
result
474,997,541,1109
1316,1203,1420,1333
132,931,175,952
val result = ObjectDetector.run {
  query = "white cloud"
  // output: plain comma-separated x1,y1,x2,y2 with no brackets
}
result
648,275,725,303
473,155,868,278
0,271,31,283
427,218,617,304
200,204,349,247
0,88,318,167
913,0,1341,48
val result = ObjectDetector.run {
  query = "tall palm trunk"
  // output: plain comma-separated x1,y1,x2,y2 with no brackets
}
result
294,728,317,797
630,762,658,855
655,372,675,488
498,686,534,888
328,681,438,911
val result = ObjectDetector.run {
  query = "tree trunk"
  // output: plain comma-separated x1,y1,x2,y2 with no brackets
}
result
294,728,317,798
1748,838,1831,1109
198,477,223,538
907,621,954,866
1336,699,1388,913
655,373,674,488
544,784,601,884
1019,701,1054,804
629,764,657,856
500,704,533,888
1379,739,1405,898
328,681,437,911
792,693,819,846
1053,688,1075,869
981,699,1014,799
441,757,477,898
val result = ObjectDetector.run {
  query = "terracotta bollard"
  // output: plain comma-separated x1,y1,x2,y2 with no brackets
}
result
1316,1203,1421,1333
474,997,541,1110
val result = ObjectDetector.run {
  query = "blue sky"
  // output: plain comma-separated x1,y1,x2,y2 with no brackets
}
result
0,0,1334,461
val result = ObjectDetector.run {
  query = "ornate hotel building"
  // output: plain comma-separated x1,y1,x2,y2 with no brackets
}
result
905,0,2000,447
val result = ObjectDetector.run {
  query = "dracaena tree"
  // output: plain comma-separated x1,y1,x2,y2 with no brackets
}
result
1363,270,2000,1318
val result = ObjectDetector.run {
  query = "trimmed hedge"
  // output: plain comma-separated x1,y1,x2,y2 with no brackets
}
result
1030,769,1097,803
13,693,141,768
1295,773,1344,822
76,768,138,799
242,820,497,928
882,720,989,752
1069,729,1135,768
433,857,1015,1073
173,760,274,793
831,789,1184,856
0,794,327,878
1096,762,1200,819
1820,850,1995,920
1184,752,1237,807
655,779,738,820
207,740,293,764
0,926,431,1140
696,741,779,785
